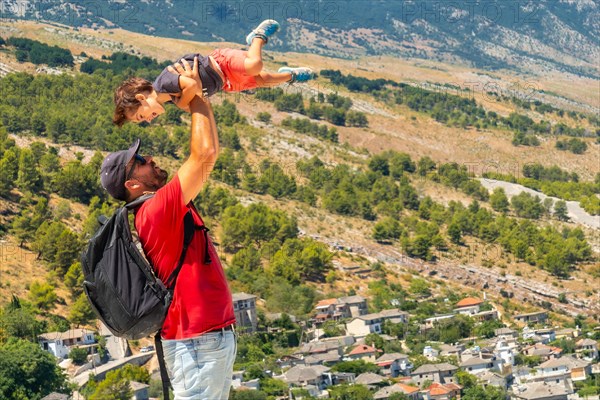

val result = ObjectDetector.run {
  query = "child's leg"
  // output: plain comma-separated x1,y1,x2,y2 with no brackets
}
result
244,38,265,76
255,71,293,87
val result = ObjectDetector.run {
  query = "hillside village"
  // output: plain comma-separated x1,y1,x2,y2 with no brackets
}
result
0,18,598,400
37,292,600,399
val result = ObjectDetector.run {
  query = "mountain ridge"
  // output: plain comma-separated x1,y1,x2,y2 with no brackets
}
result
2,0,599,78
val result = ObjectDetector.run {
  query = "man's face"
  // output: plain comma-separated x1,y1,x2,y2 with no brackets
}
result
128,95,165,124
126,155,169,192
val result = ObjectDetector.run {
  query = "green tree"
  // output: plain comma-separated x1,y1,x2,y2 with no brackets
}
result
269,239,332,284
0,338,69,400
365,333,385,350
28,281,57,311
256,112,271,123
15,148,41,193
53,229,80,273
321,320,345,338
373,217,402,242
0,300,46,341
329,384,373,400
88,374,133,400
511,192,544,219
447,222,462,244
331,360,379,375
0,149,18,196
409,278,431,297
462,384,506,400
259,377,288,397
64,262,84,298
231,246,262,271
403,235,433,261
69,347,88,365
455,370,478,389
69,293,95,327
554,200,569,221
32,221,66,262
346,111,369,127
542,249,571,277
230,390,268,400
490,188,509,213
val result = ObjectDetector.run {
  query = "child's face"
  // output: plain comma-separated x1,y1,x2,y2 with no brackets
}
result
128,94,165,124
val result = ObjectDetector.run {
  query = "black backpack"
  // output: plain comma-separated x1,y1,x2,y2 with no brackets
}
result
81,194,210,399
82,194,189,339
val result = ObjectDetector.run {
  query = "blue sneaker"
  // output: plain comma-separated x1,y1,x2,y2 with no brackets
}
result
246,19,280,45
278,67,314,83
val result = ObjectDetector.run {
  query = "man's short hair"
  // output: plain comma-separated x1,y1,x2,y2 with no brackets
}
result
113,78,154,127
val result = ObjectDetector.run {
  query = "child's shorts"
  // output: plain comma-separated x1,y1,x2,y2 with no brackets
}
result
210,48,258,93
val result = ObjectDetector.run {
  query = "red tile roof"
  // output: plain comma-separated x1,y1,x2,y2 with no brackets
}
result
315,298,337,308
349,344,380,356
456,297,484,307
397,383,419,394
427,382,462,396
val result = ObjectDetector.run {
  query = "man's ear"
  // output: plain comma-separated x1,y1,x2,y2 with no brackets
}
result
124,180,141,191
135,94,147,103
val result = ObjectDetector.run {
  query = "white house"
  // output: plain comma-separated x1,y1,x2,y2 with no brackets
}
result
337,295,368,318
535,356,591,382
39,329,96,359
346,344,381,362
514,311,548,325
374,383,420,400
376,352,412,377
454,297,484,316
512,380,571,400
282,365,332,390
493,339,516,367
232,292,258,333
460,356,496,374
411,363,458,386
576,338,598,361
345,309,408,337
423,345,440,360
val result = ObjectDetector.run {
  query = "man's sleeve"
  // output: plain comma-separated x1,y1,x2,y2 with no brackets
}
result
153,67,182,94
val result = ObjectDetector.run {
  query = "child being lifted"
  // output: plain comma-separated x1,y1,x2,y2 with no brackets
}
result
113,20,313,126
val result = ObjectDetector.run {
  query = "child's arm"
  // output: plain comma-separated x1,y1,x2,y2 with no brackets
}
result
173,75,203,110
167,56,205,111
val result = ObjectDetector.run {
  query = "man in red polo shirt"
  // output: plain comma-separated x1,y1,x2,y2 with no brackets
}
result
100,58,235,399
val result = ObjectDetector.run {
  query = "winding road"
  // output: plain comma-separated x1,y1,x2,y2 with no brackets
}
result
478,178,600,230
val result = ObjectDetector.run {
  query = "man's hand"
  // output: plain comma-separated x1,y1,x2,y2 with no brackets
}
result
167,56,198,80
168,56,205,101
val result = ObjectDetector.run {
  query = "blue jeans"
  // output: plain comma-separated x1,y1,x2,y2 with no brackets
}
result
162,328,237,400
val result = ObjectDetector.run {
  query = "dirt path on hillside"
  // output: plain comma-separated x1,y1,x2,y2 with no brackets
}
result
478,179,600,230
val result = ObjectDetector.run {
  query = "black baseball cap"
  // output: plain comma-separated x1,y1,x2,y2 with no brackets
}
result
100,139,141,201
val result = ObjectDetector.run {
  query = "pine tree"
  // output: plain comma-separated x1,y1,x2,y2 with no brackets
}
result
554,200,569,221
69,293,95,327
490,187,509,213
15,148,41,194
448,222,462,244
0,149,18,197
53,229,80,273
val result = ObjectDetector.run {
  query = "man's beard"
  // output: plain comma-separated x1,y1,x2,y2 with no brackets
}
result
138,168,168,192
157,168,168,187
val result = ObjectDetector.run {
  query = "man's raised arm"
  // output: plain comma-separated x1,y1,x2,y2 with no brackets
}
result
177,96,219,204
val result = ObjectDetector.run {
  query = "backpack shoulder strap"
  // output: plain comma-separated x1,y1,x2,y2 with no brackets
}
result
125,193,155,210
164,211,196,288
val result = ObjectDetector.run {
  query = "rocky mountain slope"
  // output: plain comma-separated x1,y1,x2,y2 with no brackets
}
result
2,0,598,77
